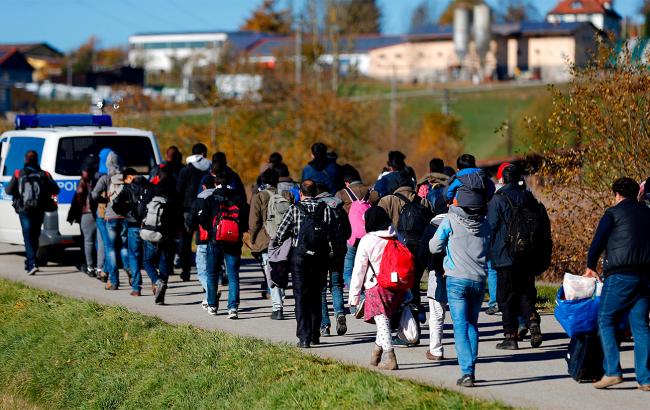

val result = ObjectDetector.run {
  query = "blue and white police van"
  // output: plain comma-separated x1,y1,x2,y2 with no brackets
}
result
0,114,161,263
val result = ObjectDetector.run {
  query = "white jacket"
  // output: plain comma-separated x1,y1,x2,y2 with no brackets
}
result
349,227,396,306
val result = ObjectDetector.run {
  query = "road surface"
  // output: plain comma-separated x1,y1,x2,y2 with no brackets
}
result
0,244,646,409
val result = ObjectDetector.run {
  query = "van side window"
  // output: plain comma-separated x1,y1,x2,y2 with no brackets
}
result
3,137,45,176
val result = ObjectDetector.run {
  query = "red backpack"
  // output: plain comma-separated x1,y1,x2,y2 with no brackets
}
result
213,203,240,243
376,239,415,291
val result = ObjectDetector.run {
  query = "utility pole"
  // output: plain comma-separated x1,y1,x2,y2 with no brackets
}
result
390,65,398,147
293,2,302,140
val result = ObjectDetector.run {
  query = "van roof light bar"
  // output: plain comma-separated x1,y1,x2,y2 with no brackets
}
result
15,114,112,129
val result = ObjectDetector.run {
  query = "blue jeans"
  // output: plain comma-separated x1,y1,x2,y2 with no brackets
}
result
343,244,357,289
447,276,486,377
321,270,345,328
598,273,650,385
106,219,128,286
143,240,174,285
206,242,241,310
196,244,208,298
127,227,143,292
18,211,44,270
487,265,498,308
96,216,109,272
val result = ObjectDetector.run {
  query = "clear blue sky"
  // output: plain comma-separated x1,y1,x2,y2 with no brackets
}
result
0,0,644,51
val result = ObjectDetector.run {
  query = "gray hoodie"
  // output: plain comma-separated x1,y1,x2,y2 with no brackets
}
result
429,205,490,283
92,152,124,220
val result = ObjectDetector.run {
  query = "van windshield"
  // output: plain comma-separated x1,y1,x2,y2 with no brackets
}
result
55,136,156,176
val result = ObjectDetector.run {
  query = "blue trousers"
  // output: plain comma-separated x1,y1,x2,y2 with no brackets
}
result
206,242,241,310
18,211,44,270
447,276,485,377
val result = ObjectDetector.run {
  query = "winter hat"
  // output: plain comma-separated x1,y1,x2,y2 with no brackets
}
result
364,206,392,233
496,162,511,181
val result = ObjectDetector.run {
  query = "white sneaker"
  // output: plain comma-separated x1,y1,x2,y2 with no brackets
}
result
201,299,208,311
26,266,38,275
228,309,238,320
207,306,218,316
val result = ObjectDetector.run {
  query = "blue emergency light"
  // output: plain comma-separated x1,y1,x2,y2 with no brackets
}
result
15,114,112,129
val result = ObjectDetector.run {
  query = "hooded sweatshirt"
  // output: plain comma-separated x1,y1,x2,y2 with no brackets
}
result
349,227,397,306
445,167,495,209
429,205,490,283
177,155,211,211
92,151,124,220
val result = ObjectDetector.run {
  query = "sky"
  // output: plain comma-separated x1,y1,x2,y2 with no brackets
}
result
0,0,644,52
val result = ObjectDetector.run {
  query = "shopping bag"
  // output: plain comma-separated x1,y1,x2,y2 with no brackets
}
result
554,287,599,337
397,305,420,344
563,272,597,300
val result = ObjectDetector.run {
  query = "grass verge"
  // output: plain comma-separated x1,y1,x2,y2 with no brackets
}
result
0,279,508,409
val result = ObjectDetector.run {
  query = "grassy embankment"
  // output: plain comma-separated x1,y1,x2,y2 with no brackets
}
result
0,279,508,409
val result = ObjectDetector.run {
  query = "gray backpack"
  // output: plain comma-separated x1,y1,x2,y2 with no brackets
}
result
17,172,44,211
264,190,291,239
107,174,124,208
140,195,168,243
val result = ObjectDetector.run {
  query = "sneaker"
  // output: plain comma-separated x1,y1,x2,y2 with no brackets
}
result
529,323,543,348
228,309,238,320
297,340,310,348
391,336,417,348
335,314,347,336
426,351,444,361
201,299,208,311
154,281,167,305
105,282,118,290
26,266,38,276
270,310,284,320
207,306,218,316
86,268,97,278
485,305,500,315
320,326,331,337
593,375,623,389
456,375,475,387
130,290,141,297
496,338,519,350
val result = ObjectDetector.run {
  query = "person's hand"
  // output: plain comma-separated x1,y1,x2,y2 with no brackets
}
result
583,268,599,279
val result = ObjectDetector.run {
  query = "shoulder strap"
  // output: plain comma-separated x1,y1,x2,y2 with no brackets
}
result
362,190,371,202
344,187,358,202
393,192,410,204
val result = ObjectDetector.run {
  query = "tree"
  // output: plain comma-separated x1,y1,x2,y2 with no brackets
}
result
642,0,650,37
412,112,464,172
336,0,382,35
410,1,432,33
241,0,293,35
438,0,483,25
499,0,541,23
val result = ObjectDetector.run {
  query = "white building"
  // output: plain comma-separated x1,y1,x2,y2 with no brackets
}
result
546,0,621,36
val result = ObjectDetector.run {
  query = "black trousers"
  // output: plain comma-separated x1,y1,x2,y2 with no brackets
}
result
406,243,425,310
291,254,327,343
497,266,540,336
179,212,193,276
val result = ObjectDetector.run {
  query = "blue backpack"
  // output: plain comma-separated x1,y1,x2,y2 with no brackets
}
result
426,183,445,209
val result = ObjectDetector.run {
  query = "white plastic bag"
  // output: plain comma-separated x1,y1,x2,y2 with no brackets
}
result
563,272,597,300
397,305,420,344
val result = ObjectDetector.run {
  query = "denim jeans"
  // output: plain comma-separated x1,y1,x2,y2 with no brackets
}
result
18,211,44,270
106,218,128,286
598,273,650,385
143,240,174,285
195,244,208,297
321,270,345,328
96,216,108,272
127,227,143,292
206,242,241,310
343,244,357,289
447,276,486,377
487,265,498,308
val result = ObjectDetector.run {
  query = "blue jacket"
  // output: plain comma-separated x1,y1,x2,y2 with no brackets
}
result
445,167,495,208
301,160,339,194
374,170,415,198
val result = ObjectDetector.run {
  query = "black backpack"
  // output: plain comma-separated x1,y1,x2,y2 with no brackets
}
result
500,191,545,264
14,170,51,212
567,332,604,383
294,202,329,257
395,193,433,247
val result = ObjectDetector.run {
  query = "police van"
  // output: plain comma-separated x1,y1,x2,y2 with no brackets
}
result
0,114,161,263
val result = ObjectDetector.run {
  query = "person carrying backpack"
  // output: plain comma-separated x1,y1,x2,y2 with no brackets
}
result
316,183,351,337
445,154,495,207
429,203,491,388
139,166,181,305
487,165,552,351
247,168,293,319
584,177,650,391
199,171,249,319
276,163,300,203
6,150,60,275
92,151,129,290
113,168,150,296
378,174,433,326
176,143,211,281
417,158,450,216
272,179,342,348
350,206,413,370
68,155,99,277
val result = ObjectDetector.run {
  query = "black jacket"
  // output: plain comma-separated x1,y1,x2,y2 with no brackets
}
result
113,176,150,226
199,186,249,253
587,199,650,277
177,162,210,211
6,165,60,213
139,177,182,238
186,188,215,246
487,184,552,274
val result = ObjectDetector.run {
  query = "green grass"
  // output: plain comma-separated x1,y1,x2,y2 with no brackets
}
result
0,279,508,409
536,284,560,313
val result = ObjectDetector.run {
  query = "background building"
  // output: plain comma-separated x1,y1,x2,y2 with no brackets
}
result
547,0,621,36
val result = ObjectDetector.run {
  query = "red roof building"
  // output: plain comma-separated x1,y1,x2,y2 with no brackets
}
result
547,0,621,36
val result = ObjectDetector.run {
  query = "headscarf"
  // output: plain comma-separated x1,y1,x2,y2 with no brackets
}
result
364,206,392,233
98,148,114,175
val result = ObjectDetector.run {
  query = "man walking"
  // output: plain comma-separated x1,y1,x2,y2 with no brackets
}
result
585,177,650,390
487,165,552,350
6,150,59,275
273,180,341,348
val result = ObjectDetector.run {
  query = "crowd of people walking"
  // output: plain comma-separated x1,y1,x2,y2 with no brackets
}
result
8,143,650,390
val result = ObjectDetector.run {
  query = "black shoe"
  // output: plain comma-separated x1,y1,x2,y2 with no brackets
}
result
320,326,330,337
517,325,529,341
180,272,190,282
86,268,97,278
456,375,475,387
529,323,543,348
496,338,519,350
391,336,417,348
311,336,320,345
335,314,348,336
154,281,167,305
297,340,310,348
485,305,499,315
270,310,284,320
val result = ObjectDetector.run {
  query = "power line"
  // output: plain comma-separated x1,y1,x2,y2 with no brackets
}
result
168,0,216,28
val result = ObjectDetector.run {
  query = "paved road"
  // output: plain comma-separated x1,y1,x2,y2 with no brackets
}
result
0,244,646,409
